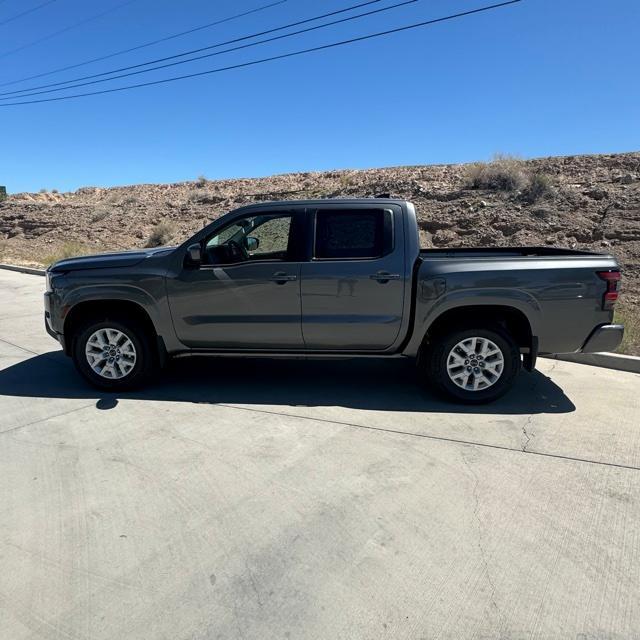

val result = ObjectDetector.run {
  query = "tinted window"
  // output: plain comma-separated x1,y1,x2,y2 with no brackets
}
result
315,209,389,259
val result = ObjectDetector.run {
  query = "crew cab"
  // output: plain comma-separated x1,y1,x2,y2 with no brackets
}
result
44,199,624,403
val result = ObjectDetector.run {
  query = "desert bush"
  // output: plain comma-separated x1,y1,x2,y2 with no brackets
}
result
145,222,175,247
615,305,640,356
466,154,528,192
187,189,224,205
339,174,354,188
522,172,554,203
90,206,111,223
121,195,138,206
43,241,88,266
39,188,47,194
51,188,59,194
195,175,207,188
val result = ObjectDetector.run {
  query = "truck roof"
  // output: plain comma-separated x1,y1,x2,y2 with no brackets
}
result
233,198,409,213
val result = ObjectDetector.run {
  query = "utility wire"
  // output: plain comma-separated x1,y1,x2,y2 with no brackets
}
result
1,0,384,97
0,0,418,100
0,0,142,60
0,1,522,107
0,0,289,86
0,0,57,27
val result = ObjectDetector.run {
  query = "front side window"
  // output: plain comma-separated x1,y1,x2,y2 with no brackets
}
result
314,209,390,259
203,213,292,265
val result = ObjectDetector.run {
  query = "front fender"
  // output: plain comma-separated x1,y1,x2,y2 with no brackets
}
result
56,278,182,353
62,284,162,326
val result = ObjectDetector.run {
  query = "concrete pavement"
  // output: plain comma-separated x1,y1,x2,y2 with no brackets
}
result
1,268,640,640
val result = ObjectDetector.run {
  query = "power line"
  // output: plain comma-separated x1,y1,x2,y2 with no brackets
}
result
0,0,57,27
0,0,289,86
0,0,418,100
0,0,384,97
0,1,523,107
0,0,142,60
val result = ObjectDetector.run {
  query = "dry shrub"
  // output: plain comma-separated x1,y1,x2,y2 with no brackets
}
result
466,154,528,191
145,222,175,247
90,206,111,224
187,189,224,205
466,154,554,203
615,305,640,356
43,241,88,266
523,172,554,203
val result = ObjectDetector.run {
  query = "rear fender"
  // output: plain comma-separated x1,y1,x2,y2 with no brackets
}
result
403,288,541,357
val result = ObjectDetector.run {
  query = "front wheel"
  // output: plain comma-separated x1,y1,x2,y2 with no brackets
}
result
420,326,521,404
72,318,154,391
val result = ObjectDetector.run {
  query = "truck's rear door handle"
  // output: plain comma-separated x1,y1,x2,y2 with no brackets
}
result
369,271,401,283
270,272,297,284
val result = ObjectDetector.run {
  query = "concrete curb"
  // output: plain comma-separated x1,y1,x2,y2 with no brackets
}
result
0,263,46,277
545,352,640,374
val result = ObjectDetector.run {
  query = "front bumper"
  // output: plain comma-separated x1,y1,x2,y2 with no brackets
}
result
44,291,66,350
581,324,624,353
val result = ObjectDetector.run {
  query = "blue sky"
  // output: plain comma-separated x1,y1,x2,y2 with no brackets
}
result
0,0,638,193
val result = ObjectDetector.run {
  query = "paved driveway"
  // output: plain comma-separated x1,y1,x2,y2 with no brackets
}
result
1,268,639,640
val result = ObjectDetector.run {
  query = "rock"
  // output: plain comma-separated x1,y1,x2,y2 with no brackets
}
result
432,229,458,245
583,188,608,200
613,173,635,184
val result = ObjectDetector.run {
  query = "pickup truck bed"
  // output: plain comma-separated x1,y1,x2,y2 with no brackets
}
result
44,198,623,403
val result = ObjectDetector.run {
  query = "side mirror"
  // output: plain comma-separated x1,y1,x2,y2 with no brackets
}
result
244,236,259,252
186,243,202,265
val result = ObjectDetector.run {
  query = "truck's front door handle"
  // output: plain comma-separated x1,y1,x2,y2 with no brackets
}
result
369,271,401,283
270,272,297,284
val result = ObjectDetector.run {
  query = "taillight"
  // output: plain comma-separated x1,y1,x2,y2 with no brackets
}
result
597,270,621,309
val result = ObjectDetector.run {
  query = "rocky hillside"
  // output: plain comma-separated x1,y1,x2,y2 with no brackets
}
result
1,152,639,308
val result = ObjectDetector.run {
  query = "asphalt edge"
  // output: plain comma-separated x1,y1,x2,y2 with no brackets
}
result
0,263,46,277
1,262,639,374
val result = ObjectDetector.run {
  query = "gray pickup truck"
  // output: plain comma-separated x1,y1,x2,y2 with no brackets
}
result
44,198,624,403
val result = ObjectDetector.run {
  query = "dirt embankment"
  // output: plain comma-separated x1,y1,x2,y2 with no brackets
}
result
1,152,639,305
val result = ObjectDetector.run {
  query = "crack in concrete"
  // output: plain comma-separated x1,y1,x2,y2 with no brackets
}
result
461,450,506,635
521,414,533,452
219,404,640,473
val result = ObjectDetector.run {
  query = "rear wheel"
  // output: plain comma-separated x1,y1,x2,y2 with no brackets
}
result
72,318,154,391
420,326,520,404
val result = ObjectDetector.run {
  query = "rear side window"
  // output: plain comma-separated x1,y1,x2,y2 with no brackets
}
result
314,209,392,259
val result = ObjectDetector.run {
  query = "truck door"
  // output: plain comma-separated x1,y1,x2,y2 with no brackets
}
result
300,204,406,350
167,210,305,349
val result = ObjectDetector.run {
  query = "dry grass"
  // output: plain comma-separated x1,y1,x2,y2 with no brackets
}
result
43,241,89,266
90,206,112,224
523,172,554,203
466,154,528,191
466,154,554,203
145,222,176,247
615,304,640,356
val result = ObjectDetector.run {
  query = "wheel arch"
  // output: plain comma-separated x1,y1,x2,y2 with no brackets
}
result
419,304,534,353
63,299,161,358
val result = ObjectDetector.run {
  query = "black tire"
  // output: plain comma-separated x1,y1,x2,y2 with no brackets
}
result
72,317,155,391
420,325,521,404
